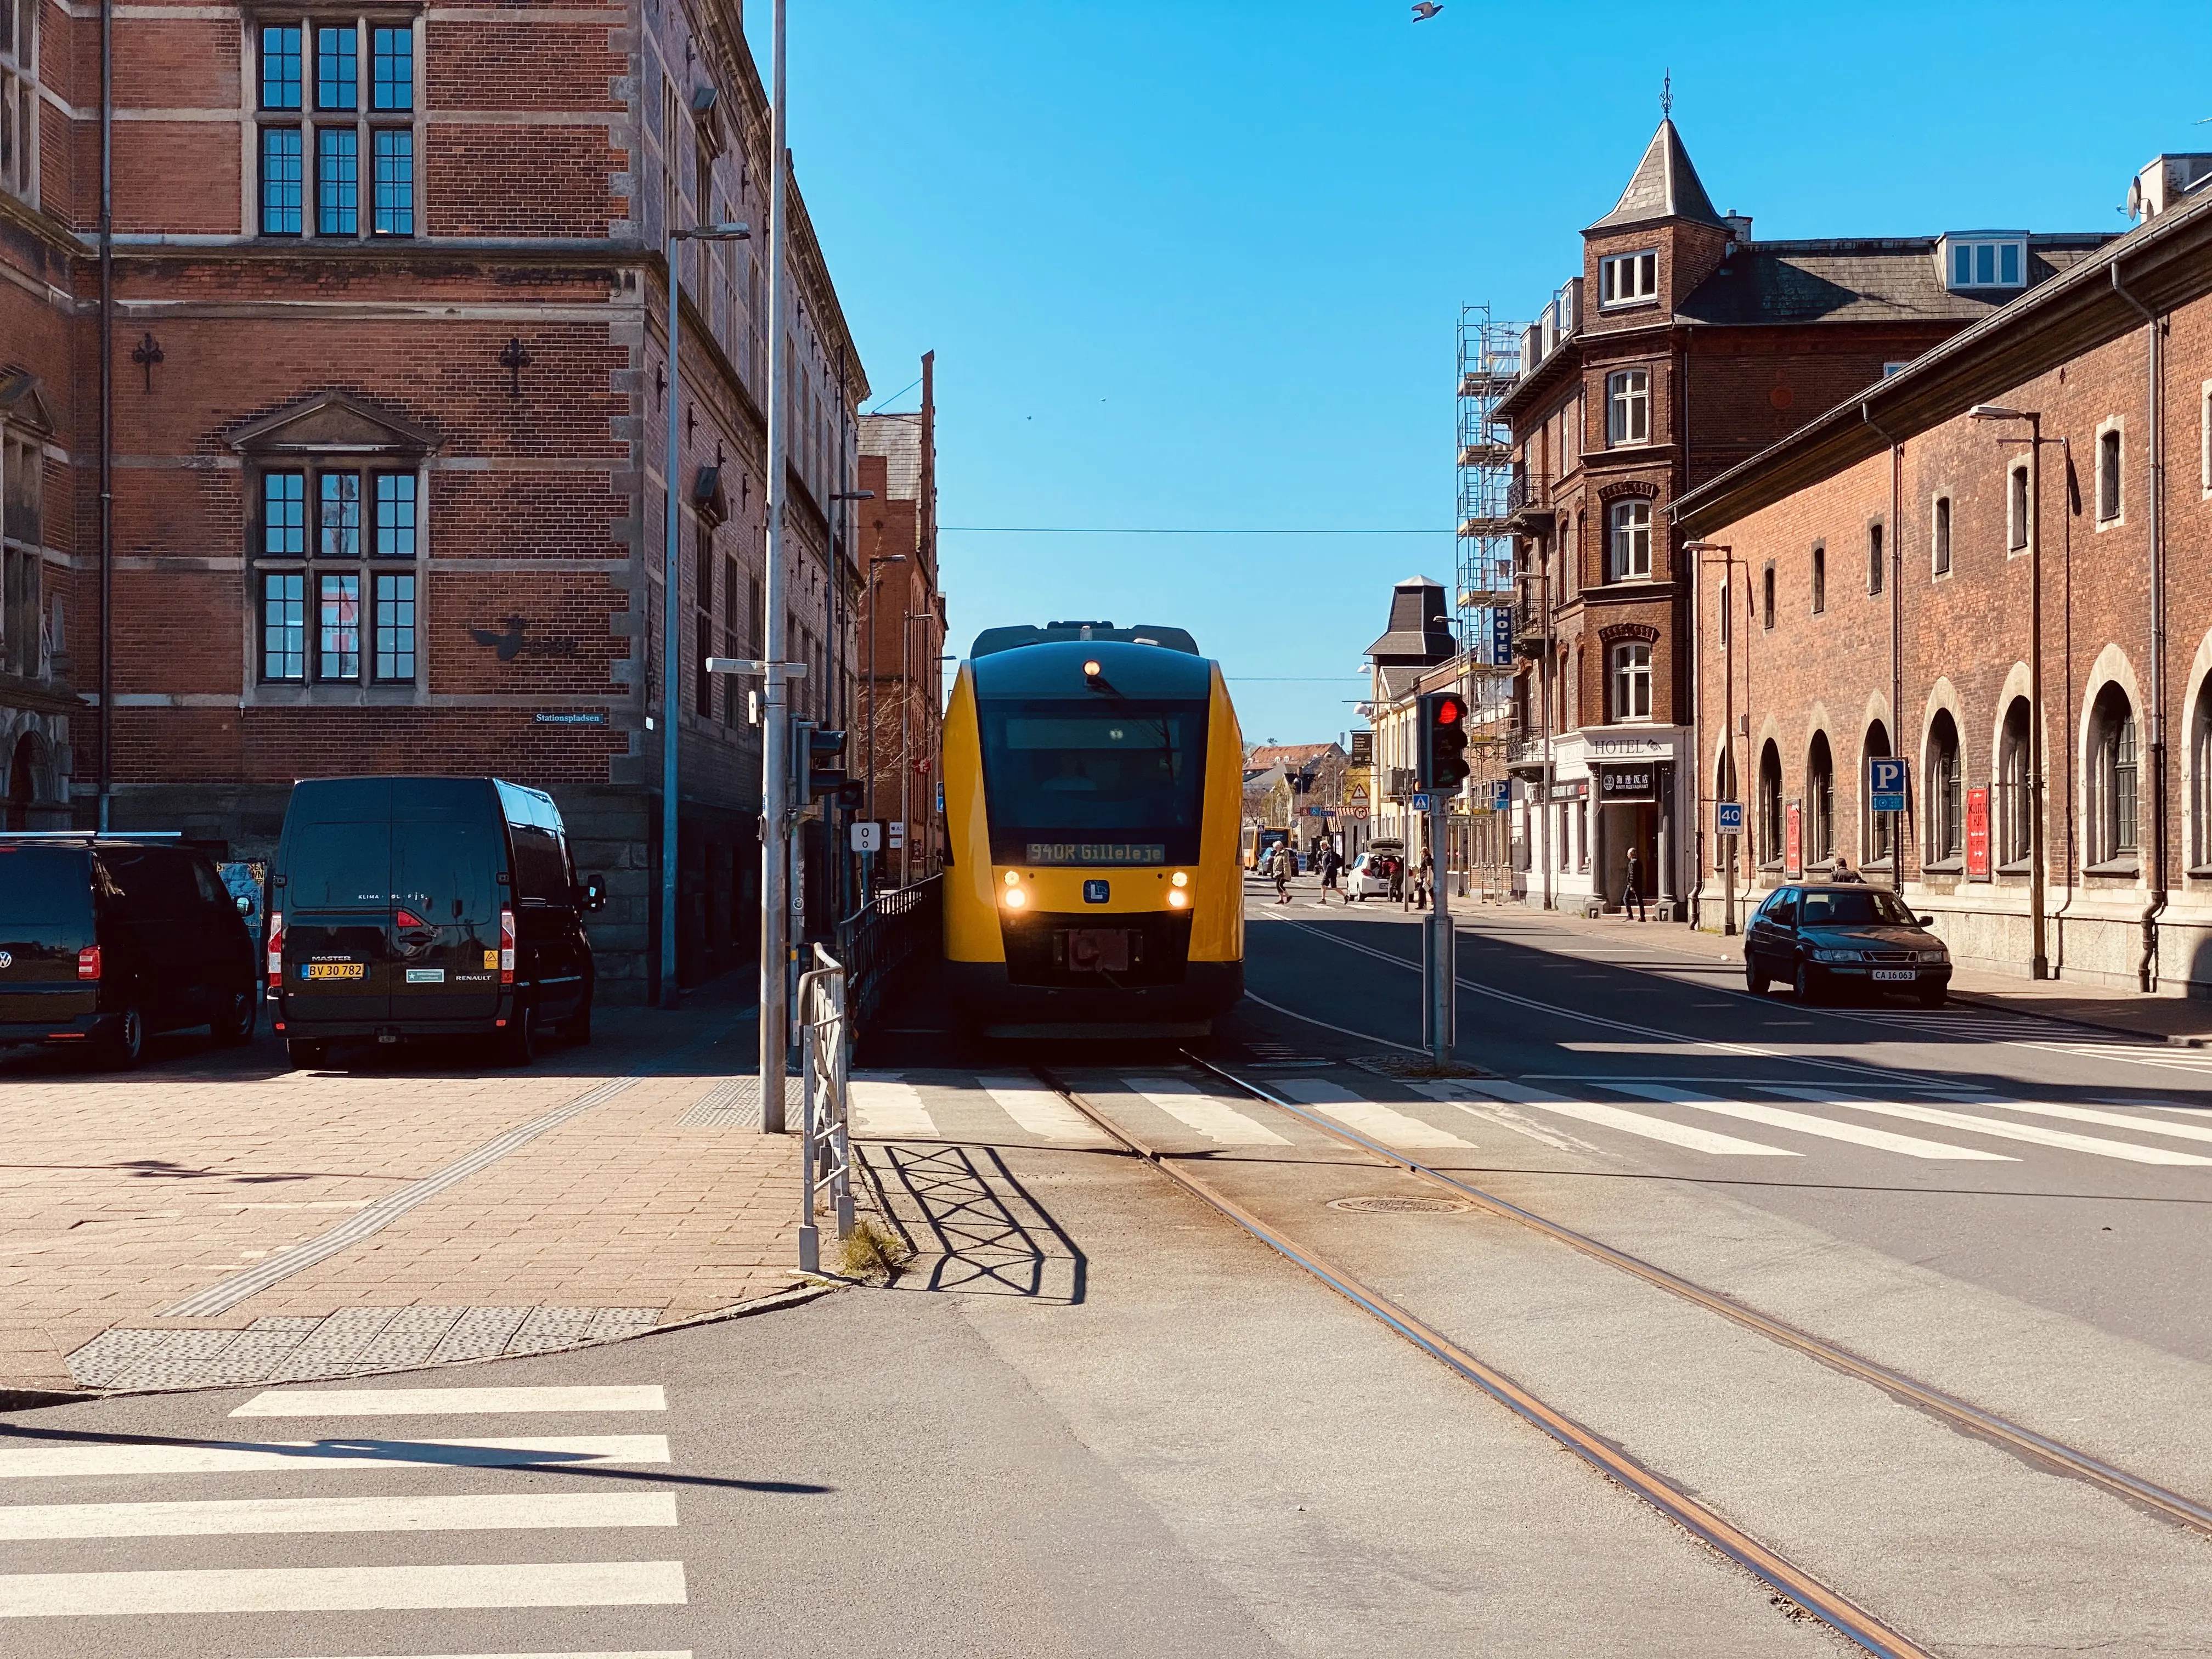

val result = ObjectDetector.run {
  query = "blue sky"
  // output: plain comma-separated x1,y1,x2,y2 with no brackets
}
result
759,1,2212,745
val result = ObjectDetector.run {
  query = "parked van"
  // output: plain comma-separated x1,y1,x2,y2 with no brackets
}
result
269,777,604,1068
0,833,259,1065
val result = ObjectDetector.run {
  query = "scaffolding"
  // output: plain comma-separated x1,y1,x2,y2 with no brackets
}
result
1453,303,1524,899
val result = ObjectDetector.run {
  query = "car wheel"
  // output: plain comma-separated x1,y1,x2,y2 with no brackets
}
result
101,1002,146,1069
213,985,258,1047
286,1039,328,1069
496,1002,538,1067
1745,953,1768,996
1794,961,1821,1005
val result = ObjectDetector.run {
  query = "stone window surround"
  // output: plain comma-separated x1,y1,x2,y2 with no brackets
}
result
246,12,424,243
1,0,37,208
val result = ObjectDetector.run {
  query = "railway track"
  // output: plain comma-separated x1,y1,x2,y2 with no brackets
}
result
1036,1063,1938,1659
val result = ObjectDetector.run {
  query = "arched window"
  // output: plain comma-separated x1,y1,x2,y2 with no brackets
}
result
1757,740,1784,868
1715,746,1738,872
2193,681,2212,871
2089,684,2138,866
1607,499,1651,580
1998,698,2032,868
1609,640,1651,721
1863,720,1893,865
1926,712,1963,865
1806,733,1835,864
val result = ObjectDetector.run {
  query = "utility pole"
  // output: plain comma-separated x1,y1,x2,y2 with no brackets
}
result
757,0,793,1133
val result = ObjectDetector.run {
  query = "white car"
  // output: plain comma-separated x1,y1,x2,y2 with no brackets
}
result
1343,852,1395,900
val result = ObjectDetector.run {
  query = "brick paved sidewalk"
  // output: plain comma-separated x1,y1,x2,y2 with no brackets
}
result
0,981,812,1396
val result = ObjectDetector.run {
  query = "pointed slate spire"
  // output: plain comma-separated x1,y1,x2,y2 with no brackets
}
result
1588,119,1725,232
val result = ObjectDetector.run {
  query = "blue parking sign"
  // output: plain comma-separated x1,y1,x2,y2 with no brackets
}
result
1492,778,1510,812
1716,800,1743,836
1868,756,1908,814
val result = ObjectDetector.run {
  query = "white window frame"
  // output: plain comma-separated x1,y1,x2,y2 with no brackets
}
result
1606,498,1652,581
1940,235,2028,293
1608,641,1652,723
2095,418,2124,528
1606,368,1650,447
1881,361,1911,379
1598,249,1658,309
0,0,38,207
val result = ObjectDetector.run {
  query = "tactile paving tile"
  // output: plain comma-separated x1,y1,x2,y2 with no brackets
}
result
679,1075,764,1129
344,1306,470,1373
427,1305,533,1364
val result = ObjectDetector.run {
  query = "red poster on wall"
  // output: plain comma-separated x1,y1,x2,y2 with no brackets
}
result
1966,786,1990,879
1785,802,1802,878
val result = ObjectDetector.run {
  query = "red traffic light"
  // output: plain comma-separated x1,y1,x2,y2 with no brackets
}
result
1435,697,1464,724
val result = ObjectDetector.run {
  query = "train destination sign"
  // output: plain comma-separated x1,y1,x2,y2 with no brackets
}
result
1024,842,1167,866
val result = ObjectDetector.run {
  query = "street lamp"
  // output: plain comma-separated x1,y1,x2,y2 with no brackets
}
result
1967,403,2052,980
659,217,750,1013
1684,540,1746,935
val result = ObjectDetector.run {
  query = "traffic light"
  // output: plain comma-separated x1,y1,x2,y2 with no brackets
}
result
1415,691,1471,789
801,726,852,800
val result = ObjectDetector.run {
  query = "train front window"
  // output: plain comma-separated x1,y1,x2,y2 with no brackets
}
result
978,699,1209,865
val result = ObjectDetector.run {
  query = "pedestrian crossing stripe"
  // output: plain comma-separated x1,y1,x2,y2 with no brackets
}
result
850,1078,938,1137
1471,1080,1797,1156
1125,1078,1292,1146
1274,1077,1474,1149
0,1491,679,1541
0,1436,671,1481
1765,1090,2212,1166
977,1076,1113,1144
1607,1083,2015,1161
232,1385,667,1418
0,1560,688,1617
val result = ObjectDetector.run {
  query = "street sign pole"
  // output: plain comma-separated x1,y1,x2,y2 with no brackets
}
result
757,0,792,1135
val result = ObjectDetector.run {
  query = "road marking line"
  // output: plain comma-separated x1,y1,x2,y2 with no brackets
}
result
1938,1097,2212,1144
849,1079,938,1137
264,1652,691,1658
232,1386,666,1418
0,1560,689,1617
1607,1084,2014,1161
1273,1079,1474,1149
978,1076,1113,1144
1469,1080,1796,1156
0,1491,678,1540
1767,1090,2212,1165
1126,1079,1292,1146
0,1436,670,1481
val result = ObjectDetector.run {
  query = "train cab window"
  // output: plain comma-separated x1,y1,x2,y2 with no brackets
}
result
976,699,1210,865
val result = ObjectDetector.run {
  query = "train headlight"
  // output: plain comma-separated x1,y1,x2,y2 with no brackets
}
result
1167,889,1188,909
1170,871,1189,888
1003,887,1028,910
1003,870,1022,887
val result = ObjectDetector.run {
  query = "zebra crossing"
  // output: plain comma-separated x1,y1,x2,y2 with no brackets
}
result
0,1381,691,1647
843,1066,2212,1176
1842,1005,2212,1077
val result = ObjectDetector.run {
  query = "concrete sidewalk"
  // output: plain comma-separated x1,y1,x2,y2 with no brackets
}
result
0,981,810,1397
1442,891,2212,1044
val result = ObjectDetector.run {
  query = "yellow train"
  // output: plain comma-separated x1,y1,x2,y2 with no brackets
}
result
941,621,1246,1036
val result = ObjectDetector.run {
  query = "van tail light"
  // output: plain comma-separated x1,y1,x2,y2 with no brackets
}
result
267,912,284,990
499,907,516,985
77,945,101,982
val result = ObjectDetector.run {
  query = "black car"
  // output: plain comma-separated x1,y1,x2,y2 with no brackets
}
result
269,776,605,1068
1744,882,1952,1006
0,834,259,1065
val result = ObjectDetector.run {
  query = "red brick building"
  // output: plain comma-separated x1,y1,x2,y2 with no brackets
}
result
854,356,945,888
0,0,876,1001
1677,157,2212,993
1494,119,2107,917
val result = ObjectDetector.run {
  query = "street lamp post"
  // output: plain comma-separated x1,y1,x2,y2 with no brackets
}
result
1968,404,2051,980
658,216,750,1013
1684,541,1746,935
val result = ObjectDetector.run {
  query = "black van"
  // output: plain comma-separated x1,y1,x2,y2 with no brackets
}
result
0,834,259,1065
269,777,604,1068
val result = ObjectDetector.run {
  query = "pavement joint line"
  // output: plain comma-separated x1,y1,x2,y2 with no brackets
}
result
159,1031,737,1321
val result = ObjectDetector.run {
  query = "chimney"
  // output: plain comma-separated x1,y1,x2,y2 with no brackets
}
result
2129,155,2212,222
1723,210,1753,252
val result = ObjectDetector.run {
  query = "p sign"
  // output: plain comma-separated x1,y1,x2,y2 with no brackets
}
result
1868,756,1908,815
1716,800,1743,837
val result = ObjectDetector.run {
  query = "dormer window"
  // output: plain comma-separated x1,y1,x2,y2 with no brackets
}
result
1599,250,1658,308
1938,234,2027,292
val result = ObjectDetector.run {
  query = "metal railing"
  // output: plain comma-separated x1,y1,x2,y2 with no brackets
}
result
796,943,854,1273
836,873,941,1036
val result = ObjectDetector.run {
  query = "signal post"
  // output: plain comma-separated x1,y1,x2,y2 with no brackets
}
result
1416,690,1470,1066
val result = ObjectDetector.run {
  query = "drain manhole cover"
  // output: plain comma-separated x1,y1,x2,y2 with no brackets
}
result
1328,1195,1472,1215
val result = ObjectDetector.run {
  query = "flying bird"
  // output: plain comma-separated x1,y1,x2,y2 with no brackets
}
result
1412,1,1442,18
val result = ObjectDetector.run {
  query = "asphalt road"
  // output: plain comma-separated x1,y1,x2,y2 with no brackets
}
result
7,883,2210,1654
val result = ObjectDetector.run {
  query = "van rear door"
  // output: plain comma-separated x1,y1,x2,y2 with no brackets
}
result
390,817,505,1023
0,847,97,1028
281,819,393,1024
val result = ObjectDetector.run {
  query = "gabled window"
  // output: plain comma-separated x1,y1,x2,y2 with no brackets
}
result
1599,249,1658,308
1606,498,1651,580
1932,495,1952,575
2097,426,2123,522
258,19,416,241
1606,369,1650,445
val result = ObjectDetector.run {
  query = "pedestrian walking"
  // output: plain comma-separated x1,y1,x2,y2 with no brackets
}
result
1385,853,1403,904
1412,850,1433,909
1831,855,1864,883
1623,846,1647,922
1272,840,1294,904
1318,839,1344,905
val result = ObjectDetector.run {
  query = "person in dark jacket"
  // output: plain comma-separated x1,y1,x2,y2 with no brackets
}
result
1623,846,1648,922
1318,839,1345,905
